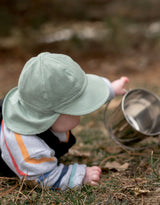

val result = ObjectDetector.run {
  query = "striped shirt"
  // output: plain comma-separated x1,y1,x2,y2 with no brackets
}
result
0,120,86,190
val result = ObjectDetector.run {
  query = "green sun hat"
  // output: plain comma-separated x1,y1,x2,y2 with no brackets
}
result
2,52,110,135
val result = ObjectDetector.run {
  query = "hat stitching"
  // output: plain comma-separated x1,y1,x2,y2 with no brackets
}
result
40,54,50,106
42,53,87,106
52,76,88,111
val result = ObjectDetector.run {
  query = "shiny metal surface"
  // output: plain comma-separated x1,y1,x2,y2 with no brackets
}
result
104,88,160,150
122,89,160,135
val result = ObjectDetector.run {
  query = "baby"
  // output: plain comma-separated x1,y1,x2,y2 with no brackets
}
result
0,52,128,190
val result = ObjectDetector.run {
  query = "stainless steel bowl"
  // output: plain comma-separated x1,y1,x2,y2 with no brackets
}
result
104,88,160,150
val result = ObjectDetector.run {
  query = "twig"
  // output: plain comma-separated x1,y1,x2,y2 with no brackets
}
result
0,176,18,180
16,176,26,202
99,155,117,168
0,183,19,197
141,194,144,205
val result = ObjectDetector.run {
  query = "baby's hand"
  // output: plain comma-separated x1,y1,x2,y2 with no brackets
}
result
111,76,129,96
83,166,101,186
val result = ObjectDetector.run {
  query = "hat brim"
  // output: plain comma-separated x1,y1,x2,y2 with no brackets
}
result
2,88,60,135
3,74,110,135
54,74,110,115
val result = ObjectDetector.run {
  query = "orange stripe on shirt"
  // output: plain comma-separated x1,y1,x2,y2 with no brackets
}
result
14,133,55,164
64,131,70,143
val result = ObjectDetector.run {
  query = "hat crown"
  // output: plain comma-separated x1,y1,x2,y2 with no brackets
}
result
18,52,87,113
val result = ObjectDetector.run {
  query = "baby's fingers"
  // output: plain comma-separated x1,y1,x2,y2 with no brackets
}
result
90,180,99,186
121,76,129,83
92,166,101,173
90,173,101,186
92,173,100,182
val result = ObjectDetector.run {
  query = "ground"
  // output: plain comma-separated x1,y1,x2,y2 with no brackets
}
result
0,48,160,204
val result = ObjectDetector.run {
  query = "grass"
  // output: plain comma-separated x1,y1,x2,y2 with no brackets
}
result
1,105,160,204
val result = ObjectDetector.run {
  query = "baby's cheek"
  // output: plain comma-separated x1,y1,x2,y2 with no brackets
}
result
51,115,80,132
69,116,80,130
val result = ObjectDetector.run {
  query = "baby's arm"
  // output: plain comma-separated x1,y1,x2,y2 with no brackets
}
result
102,76,129,101
111,76,129,96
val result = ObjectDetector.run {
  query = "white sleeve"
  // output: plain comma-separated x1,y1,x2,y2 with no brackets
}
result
101,77,115,100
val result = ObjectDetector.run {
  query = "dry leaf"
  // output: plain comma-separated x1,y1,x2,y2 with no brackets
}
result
132,177,147,184
131,187,150,196
69,149,90,158
104,146,123,154
155,188,160,192
102,161,129,171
